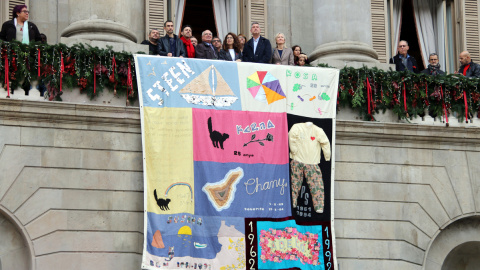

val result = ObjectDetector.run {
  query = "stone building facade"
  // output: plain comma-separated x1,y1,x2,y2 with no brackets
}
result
1,1,480,269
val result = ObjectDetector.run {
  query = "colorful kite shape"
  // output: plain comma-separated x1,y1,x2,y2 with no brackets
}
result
247,71,286,104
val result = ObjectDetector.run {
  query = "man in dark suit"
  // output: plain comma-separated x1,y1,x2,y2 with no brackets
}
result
456,51,480,78
389,40,419,73
195,30,218,60
242,22,272,63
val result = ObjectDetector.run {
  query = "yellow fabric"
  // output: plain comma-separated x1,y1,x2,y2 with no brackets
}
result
288,122,331,165
144,107,194,214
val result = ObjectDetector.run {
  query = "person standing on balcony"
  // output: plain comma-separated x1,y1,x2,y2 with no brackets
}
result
180,25,195,58
141,29,160,55
242,22,272,63
212,36,222,53
390,40,419,73
0,5,42,43
270,32,294,65
218,32,242,61
158,20,187,57
190,37,198,47
195,30,218,60
456,51,480,78
421,53,445,75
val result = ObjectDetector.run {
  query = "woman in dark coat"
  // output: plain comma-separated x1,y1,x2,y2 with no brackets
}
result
0,5,42,43
218,32,242,62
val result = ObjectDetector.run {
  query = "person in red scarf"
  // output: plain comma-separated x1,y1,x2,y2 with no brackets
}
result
180,25,195,58
457,51,480,78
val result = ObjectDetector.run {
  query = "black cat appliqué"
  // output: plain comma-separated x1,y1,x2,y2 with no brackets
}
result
154,189,171,211
208,117,229,150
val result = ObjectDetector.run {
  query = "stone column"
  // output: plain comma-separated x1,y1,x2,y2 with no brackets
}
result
310,0,379,63
60,0,144,44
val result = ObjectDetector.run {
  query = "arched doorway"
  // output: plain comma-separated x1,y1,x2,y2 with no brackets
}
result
0,211,31,270
424,216,480,270
442,242,480,270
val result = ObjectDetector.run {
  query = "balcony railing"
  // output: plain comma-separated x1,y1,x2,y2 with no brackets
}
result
2,41,480,127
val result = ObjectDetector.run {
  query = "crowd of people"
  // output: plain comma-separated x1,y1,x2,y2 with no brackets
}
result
390,40,480,78
140,20,310,66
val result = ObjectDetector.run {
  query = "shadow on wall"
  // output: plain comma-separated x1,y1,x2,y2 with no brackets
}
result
442,241,480,270
0,213,30,270
424,216,480,270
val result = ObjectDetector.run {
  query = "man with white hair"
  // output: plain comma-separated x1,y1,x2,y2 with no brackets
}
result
195,29,218,60
456,51,480,78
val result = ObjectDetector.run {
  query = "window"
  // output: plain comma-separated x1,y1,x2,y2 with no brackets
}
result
386,0,457,73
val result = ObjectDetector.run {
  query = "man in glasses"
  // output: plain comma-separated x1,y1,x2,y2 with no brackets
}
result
195,30,218,60
421,53,445,76
212,37,222,53
390,40,419,73
0,5,42,43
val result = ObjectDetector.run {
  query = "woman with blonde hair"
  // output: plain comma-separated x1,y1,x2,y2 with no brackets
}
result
270,32,294,65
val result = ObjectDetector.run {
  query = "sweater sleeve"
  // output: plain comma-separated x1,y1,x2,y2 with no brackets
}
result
316,127,331,161
288,124,300,156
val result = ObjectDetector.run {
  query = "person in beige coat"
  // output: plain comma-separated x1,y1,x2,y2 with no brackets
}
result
270,32,294,65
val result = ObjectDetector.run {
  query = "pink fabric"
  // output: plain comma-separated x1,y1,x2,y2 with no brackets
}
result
193,108,289,164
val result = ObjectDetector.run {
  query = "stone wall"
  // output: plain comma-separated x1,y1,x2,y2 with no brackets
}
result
0,98,479,269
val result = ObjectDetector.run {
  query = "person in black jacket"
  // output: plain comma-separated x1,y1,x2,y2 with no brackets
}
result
421,53,445,76
242,22,272,63
456,51,480,78
158,20,186,57
389,40,419,73
195,30,218,60
0,5,42,43
141,29,160,55
218,32,242,61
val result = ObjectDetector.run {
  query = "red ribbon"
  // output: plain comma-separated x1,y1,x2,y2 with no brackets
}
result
464,90,468,122
93,64,96,94
37,49,41,77
112,55,116,73
60,52,64,92
4,56,9,97
440,86,448,124
366,78,372,115
403,82,407,112
425,83,429,106
127,59,133,96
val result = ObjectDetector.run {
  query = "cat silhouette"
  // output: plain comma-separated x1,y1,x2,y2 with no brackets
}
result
208,117,229,150
154,189,171,211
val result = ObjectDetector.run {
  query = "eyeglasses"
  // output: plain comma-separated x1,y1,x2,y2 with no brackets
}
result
398,45,407,48
213,40,220,43
21,10,29,14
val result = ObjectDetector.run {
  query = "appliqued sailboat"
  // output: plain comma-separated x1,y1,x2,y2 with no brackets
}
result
179,65,238,107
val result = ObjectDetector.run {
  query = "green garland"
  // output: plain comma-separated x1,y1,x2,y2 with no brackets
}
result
336,66,480,122
0,40,143,102
1,41,479,123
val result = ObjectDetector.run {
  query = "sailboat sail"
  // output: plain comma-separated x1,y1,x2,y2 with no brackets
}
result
179,65,238,107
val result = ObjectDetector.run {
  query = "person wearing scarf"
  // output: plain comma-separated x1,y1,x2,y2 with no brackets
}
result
180,25,195,58
0,5,42,43
456,51,480,78
421,53,445,76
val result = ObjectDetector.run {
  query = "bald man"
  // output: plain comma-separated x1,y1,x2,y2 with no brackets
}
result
457,51,480,78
